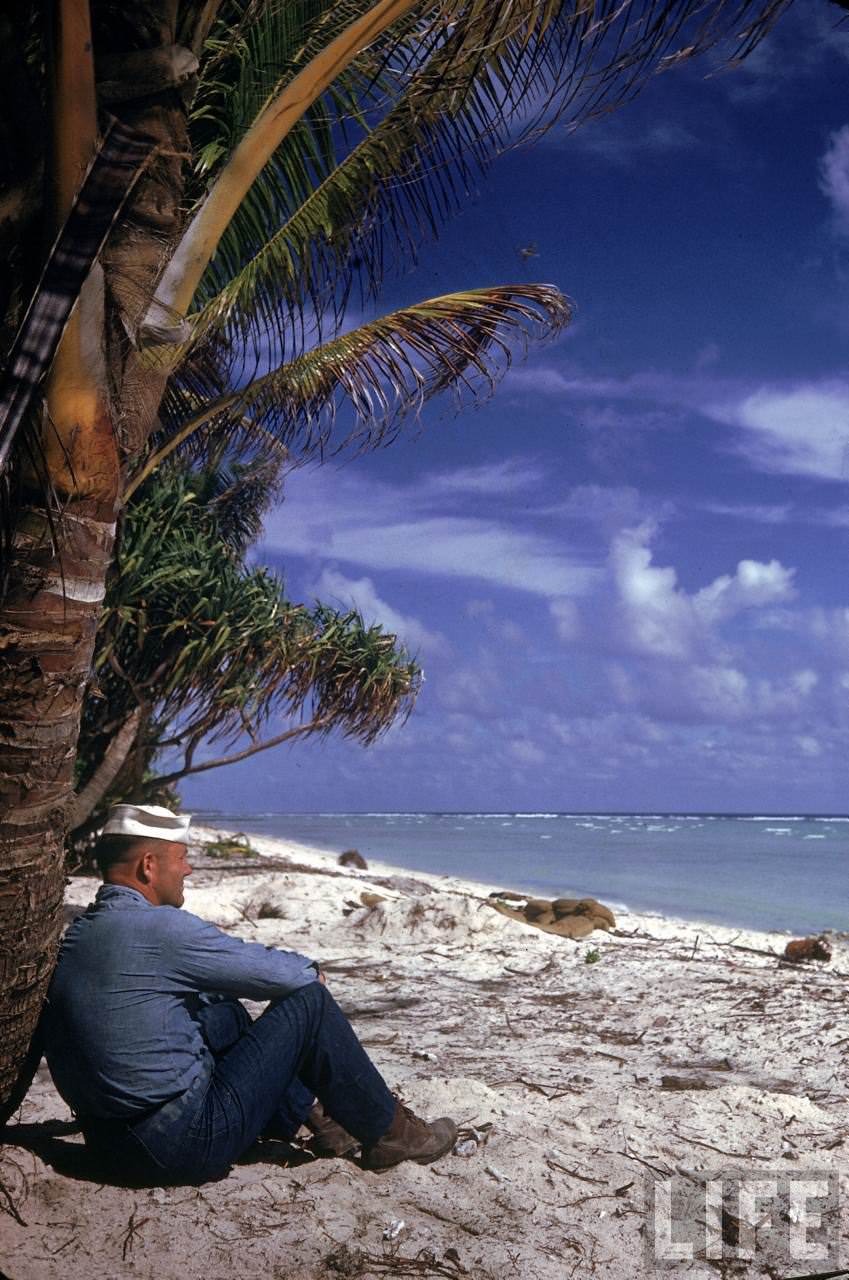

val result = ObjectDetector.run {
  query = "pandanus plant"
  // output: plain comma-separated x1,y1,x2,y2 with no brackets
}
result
71,456,423,842
0,0,795,1118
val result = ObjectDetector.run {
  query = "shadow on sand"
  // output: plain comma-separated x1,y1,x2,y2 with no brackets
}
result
1,1118,315,1187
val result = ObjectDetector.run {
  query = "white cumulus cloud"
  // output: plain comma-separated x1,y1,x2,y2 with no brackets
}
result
610,524,796,660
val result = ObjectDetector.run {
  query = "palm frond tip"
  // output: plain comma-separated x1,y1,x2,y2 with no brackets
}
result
154,283,571,470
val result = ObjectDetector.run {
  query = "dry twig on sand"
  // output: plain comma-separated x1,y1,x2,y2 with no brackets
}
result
120,1206,150,1261
0,1155,28,1227
324,1243,480,1277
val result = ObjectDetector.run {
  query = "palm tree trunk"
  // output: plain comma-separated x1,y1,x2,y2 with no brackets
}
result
0,501,116,1118
0,0,192,1121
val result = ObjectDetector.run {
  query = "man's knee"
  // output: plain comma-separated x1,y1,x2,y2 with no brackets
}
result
297,978,329,1009
271,978,330,1022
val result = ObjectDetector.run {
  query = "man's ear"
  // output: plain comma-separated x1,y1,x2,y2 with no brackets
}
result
138,849,157,884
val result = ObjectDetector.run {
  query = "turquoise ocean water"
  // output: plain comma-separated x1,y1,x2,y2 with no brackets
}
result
195,811,848,935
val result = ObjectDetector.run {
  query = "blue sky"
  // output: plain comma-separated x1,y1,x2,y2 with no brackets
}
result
185,1,849,816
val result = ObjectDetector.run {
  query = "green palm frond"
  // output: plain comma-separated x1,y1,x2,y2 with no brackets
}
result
183,0,788,353
189,0,391,196
132,283,570,491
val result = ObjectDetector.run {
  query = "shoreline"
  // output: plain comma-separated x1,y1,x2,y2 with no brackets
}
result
4,822,847,1279
188,812,849,938
189,822,831,948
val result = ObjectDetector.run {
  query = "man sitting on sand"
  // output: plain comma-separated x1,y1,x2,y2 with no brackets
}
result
43,804,456,1183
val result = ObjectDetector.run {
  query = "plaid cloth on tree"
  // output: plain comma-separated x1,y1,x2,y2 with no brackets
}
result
0,118,157,473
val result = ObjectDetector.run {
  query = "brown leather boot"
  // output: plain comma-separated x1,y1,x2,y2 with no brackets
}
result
361,1099,457,1171
306,1102,359,1157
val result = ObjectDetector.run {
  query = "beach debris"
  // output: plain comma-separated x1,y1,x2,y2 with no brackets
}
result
488,891,617,938
782,936,832,964
327,1243,470,1276
382,1218,407,1244
360,891,387,908
664,1056,733,1073
552,898,616,929
450,1121,491,1162
0,1154,30,1226
453,1122,491,1156
253,896,287,920
121,1207,150,1262
339,848,368,870
484,1163,508,1183
412,1049,438,1062
660,1074,716,1091
202,831,256,859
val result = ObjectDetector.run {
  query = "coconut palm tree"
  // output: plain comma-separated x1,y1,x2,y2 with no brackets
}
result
0,0,793,1119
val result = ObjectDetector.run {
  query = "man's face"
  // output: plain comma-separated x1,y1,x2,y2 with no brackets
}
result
147,841,193,907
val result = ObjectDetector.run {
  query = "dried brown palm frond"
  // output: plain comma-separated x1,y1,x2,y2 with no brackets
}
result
132,282,570,491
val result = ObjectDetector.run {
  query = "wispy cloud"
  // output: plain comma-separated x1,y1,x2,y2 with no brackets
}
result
313,567,447,656
544,484,669,530
505,363,726,407
695,499,849,527
420,458,545,496
558,118,701,168
509,359,849,485
716,3,849,103
710,382,849,481
696,500,792,525
261,465,601,599
820,124,849,235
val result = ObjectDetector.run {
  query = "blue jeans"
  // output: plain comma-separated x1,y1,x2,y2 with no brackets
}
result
113,984,395,1183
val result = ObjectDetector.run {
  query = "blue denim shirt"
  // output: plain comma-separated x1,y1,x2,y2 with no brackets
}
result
43,884,317,1121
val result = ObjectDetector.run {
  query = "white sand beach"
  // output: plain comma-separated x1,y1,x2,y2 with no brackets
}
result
2,826,847,1279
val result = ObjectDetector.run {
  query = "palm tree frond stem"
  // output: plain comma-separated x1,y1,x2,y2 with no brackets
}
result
141,0,422,343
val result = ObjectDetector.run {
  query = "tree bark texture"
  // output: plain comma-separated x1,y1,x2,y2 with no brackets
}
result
0,501,115,1115
0,1,193,1121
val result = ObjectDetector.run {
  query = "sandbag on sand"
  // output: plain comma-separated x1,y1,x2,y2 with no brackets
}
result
488,891,616,938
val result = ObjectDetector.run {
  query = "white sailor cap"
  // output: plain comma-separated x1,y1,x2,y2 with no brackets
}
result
101,803,192,843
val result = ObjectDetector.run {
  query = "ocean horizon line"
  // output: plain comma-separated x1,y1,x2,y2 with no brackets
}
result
193,808,849,821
